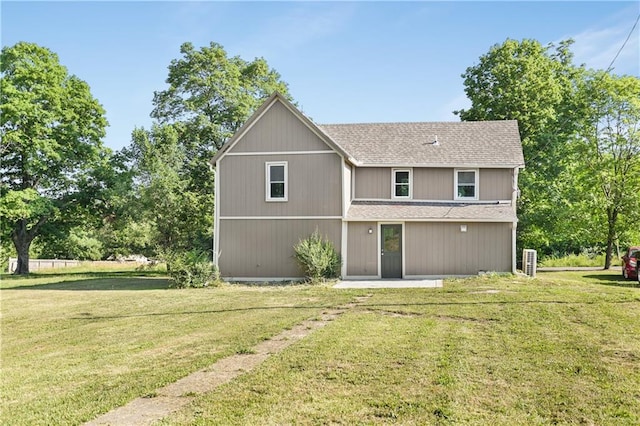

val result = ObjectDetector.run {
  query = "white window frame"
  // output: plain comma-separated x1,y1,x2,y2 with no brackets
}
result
454,169,479,200
392,168,412,199
265,161,288,202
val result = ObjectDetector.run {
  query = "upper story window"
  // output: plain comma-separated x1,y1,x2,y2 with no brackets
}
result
455,169,478,200
266,161,288,202
392,169,412,199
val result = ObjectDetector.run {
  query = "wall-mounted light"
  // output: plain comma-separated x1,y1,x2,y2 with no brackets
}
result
368,227,373,234
460,225,467,233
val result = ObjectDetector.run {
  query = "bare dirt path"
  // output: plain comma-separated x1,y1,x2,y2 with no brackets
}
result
85,295,371,426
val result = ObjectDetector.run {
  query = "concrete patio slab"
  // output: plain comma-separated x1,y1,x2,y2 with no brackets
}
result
334,279,443,289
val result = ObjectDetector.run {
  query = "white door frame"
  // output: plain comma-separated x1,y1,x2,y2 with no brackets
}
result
378,222,405,279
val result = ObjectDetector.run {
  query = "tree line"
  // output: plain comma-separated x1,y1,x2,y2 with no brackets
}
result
1,39,638,274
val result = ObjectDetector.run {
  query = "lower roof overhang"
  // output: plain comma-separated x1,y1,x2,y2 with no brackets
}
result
345,201,518,222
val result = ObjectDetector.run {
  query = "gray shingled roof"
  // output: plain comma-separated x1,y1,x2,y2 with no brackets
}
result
318,121,524,167
346,201,517,222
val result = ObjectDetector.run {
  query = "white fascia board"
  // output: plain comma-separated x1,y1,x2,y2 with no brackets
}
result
214,97,278,163
225,150,336,156
352,198,512,205
219,216,343,220
344,217,516,223
347,156,362,166
356,163,522,169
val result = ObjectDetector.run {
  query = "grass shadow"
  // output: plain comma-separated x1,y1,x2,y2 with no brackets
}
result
70,298,640,322
4,277,171,291
582,274,639,288
2,270,165,280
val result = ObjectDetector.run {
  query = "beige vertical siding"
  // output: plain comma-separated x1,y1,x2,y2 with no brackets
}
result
479,169,513,200
405,222,512,275
346,222,378,276
354,168,391,199
413,168,454,200
219,153,342,217
218,219,342,278
355,167,513,201
229,101,330,153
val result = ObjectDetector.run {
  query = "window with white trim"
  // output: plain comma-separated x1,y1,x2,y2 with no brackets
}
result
455,169,478,200
392,169,412,199
266,161,287,201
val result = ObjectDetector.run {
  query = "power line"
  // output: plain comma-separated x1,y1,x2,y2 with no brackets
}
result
606,13,640,73
525,12,640,167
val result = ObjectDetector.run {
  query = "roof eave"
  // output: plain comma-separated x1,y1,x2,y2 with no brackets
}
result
210,92,283,166
352,162,525,169
344,217,517,222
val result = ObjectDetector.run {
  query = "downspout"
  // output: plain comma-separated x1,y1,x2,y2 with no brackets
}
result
213,161,221,269
340,157,349,278
512,222,518,274
511,166,521,273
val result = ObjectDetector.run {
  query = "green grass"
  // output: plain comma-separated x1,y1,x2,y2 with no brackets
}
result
0,269,359,425
161,271,640,425
2,269,639,425
539,253,609,267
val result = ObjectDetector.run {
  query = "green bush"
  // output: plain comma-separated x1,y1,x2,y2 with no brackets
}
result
294,230,341,282
539,252,608,267
165,250,219,288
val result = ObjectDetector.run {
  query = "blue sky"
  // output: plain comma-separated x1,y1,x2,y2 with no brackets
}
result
2,1,639,151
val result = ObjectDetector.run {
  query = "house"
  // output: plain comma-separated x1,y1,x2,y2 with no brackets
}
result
211,93,525,281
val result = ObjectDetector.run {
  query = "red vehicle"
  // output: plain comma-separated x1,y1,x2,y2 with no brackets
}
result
621,246,640,280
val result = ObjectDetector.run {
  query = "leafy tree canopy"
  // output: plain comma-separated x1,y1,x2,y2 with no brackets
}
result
151,41,291,152
456,38,581,157
0,42,109,273
123,41,292,259
573,71,640,267
457,37,640,266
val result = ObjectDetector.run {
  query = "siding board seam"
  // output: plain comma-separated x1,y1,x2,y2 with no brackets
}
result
220,216,343,220
225,150,336,156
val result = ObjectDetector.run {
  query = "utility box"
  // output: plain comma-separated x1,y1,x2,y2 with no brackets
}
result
522,249,537,277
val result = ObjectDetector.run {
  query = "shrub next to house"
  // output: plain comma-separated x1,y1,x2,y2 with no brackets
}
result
294,230,341,282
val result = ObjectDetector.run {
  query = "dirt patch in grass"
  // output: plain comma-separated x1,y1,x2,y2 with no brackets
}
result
436,314,499,323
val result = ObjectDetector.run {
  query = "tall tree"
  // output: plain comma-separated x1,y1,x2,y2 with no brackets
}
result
151,42,291,199
456,39,586,257
128,42,291,257
152,41,290,152
575,72,640,268
127,124,209,255
0,42,108,274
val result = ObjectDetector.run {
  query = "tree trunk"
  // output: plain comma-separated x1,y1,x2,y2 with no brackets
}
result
603,207,618,270
11,220,36,275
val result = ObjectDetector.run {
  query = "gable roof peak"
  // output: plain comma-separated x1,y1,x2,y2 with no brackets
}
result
210,92,351,165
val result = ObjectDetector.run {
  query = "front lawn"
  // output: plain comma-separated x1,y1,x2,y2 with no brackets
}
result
162,271,640,425
2,269,639,425
0,270,358,425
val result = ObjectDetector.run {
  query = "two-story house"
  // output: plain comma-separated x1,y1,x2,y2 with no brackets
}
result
211,93,525,281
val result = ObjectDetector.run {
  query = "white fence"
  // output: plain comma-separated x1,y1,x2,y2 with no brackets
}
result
8,258,81,273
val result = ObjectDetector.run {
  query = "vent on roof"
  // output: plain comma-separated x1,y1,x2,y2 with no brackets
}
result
425,135,439,146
